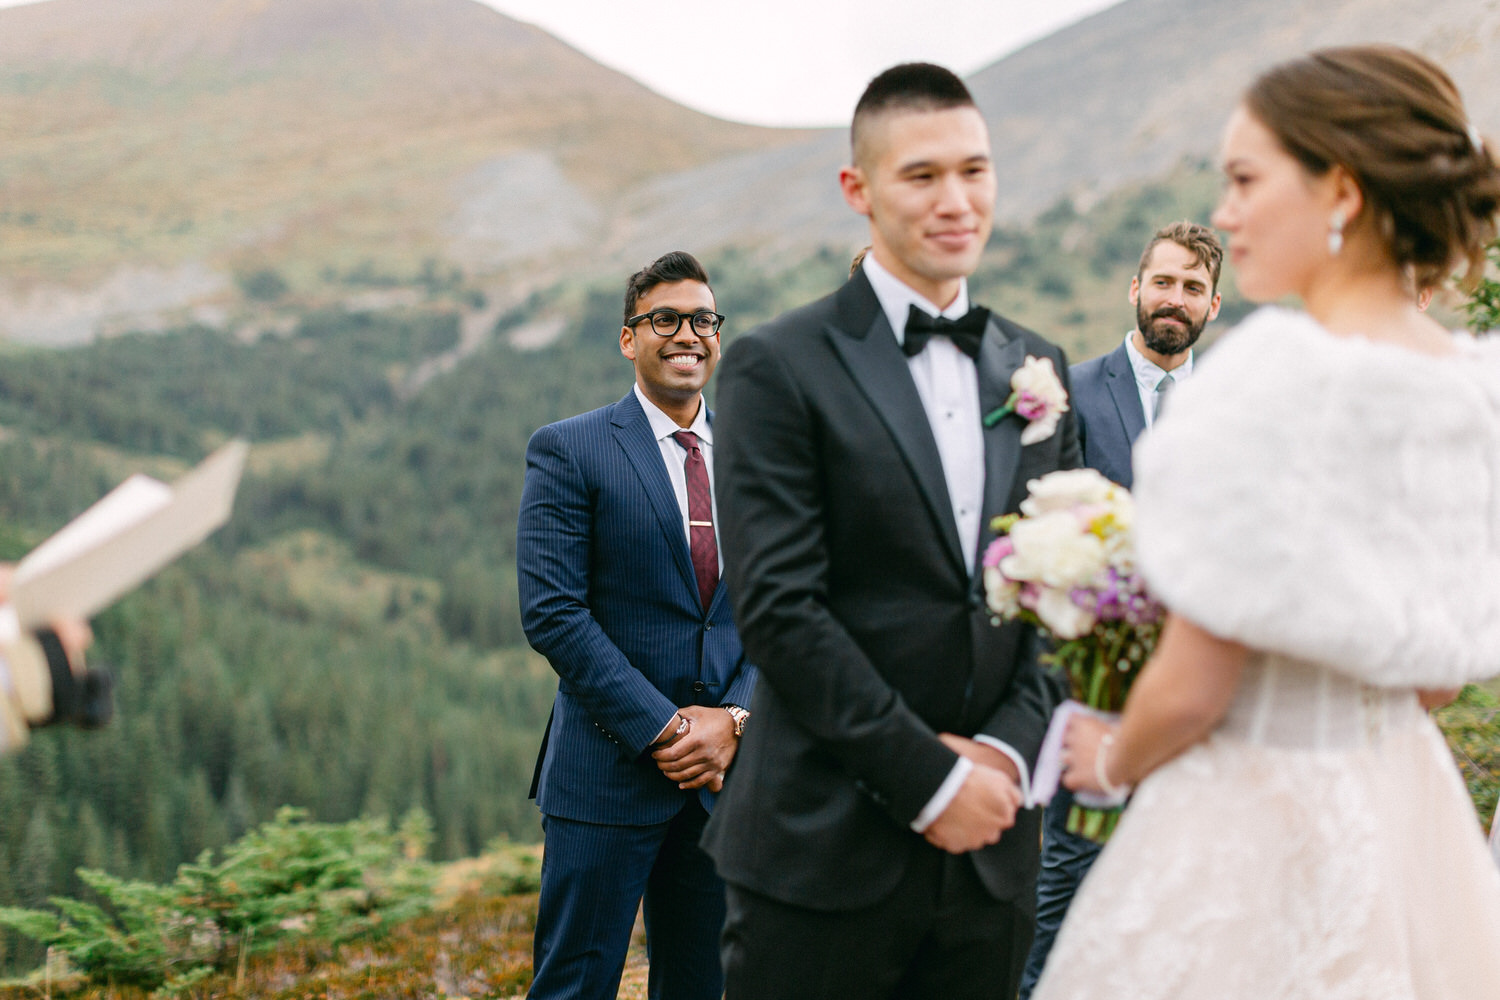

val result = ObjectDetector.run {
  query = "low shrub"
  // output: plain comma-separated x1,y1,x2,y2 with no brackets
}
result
0,807,435,995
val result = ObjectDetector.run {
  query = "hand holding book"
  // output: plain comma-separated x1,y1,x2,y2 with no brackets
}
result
0,440,247,752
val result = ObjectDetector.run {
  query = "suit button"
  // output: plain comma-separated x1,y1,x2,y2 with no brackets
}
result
692,681,707,693
704,621,714,631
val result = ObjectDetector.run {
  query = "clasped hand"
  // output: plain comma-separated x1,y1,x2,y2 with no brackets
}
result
651,705,738,793
923,733,1023,854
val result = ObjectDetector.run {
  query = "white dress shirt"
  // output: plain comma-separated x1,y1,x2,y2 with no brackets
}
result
861,254,1031,830
633,383,722,574
1123,331,1194,431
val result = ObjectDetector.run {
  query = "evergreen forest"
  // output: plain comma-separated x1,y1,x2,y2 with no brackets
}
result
1,170,1492,976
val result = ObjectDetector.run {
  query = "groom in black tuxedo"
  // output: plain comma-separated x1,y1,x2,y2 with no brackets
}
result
704,64,1081,999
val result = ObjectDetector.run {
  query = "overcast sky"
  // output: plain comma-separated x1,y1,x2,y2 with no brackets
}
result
0,0,1127,126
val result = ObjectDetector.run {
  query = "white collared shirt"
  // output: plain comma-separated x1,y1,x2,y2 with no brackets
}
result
861,253,1031,829
863,254,986,572
633,383,722,574
1123,331,1194,431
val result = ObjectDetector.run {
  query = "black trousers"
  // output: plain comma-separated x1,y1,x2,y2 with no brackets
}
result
721,846,1034,1000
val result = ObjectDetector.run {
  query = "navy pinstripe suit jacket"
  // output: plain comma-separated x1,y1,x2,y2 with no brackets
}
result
517,389,755,826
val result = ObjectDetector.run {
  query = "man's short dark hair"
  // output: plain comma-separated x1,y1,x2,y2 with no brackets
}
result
623,251,712,324
851,63,976,167
1137,221,1224,292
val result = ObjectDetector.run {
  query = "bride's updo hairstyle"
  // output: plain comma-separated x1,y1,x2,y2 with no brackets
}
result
1244,45,1500,291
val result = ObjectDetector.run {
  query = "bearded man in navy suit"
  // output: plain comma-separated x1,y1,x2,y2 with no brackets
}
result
517,251,756,1000
1018,220,1222,999
1060,221,1223,490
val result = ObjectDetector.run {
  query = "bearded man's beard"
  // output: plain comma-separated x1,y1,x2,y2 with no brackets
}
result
1137,303,1205,355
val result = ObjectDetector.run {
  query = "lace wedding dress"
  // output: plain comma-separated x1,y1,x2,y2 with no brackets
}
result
1033,310,1500,999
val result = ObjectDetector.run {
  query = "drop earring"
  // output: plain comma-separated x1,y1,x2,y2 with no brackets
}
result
1328,208,1346,256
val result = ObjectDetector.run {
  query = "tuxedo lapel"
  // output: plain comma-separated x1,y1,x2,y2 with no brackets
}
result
610,392,698,596
1104,343,1146,443
827,280,967,579
977,317,1028,568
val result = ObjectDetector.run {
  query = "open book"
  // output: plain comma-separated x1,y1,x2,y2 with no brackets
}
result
9,440,249,627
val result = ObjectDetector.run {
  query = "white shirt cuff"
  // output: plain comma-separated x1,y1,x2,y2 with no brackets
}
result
910,757,973,833
973,735,1032,807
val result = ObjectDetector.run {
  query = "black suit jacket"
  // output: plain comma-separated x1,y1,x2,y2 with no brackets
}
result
1068,341,1143,489
703,272,1082,911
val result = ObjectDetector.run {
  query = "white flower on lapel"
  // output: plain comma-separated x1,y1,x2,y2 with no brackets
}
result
983,355,1069,445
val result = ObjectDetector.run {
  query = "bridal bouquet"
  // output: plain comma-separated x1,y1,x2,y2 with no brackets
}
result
982,469,1164,841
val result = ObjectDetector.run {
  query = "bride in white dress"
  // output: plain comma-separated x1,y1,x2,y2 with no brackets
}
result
1033,46,1500,999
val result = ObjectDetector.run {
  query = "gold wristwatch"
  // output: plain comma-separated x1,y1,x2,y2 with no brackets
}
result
723,704,750,738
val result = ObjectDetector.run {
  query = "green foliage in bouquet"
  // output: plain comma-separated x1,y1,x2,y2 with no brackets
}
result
1047,621,1162,716
1047,622,1164,843
0,807,435,995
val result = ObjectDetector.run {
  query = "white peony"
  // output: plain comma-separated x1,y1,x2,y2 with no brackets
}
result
1001,511,1108,589
1034,587,1096,639
1094,488,1136,563
983,565,1022,618
1021,468,1120,517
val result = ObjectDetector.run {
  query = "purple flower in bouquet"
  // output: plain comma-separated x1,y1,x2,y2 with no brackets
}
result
982,469,1164,693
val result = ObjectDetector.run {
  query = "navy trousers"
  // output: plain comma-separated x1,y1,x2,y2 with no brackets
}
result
530,799,725,1000
1017,789,1103,998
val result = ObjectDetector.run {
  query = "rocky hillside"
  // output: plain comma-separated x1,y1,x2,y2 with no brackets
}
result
2,0,1498,344
0,0,801,341
696,0,1500,256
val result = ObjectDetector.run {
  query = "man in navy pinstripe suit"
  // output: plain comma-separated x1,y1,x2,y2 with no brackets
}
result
517,251,756,1000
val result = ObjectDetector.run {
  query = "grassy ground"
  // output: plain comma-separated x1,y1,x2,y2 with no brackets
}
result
2,689,1494,1000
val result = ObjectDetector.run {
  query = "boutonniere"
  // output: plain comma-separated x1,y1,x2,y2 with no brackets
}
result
983,355,1069,444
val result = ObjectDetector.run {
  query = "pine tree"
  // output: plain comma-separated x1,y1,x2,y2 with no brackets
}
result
15,806,57,909
223,772,256,840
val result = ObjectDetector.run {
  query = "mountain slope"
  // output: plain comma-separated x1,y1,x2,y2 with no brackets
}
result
552,0,1500,284
3,0,1498,344
0,0,798,306
965,0,1500,219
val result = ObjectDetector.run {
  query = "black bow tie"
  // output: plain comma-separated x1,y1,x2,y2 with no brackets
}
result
902,305,989,360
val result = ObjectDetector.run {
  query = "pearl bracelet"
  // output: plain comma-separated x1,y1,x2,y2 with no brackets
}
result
1095,732,1130,799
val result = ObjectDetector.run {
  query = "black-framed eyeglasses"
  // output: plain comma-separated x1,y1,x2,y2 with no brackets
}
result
626,308,725,338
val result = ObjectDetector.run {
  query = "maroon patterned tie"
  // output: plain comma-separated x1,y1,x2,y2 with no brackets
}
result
672,430,719,612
